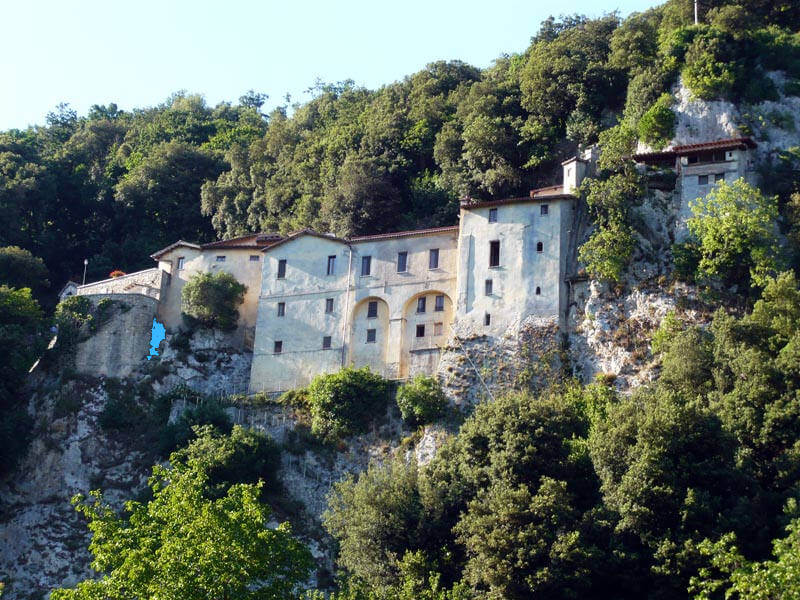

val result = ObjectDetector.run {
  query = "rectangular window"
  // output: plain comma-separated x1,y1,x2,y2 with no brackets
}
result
429,248,439,269
322,336,332,349
177,257,185,270
277,259,286,279
416,324,425,338
397,251,408,273
434,322,443,336
435,295,444,312
164,272,172,286
485,279,493,296
698,174,709,185
274,340,283,354
325,298,334,313
715,172,725,182
249,255,260,262
484,313,491,326
489,240,500,267
366,328,376,343
216,255,226,262
488,208,498,223
361,255,372,276
417,297,426,313
327,255,336,275
277,302,285,317
688,155,699,164
540,204,549,216
367,301,378,318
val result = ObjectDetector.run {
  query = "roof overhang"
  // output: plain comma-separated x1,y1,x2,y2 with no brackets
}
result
150,240,202,260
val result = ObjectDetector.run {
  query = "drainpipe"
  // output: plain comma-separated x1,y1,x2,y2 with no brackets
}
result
340,245,353,368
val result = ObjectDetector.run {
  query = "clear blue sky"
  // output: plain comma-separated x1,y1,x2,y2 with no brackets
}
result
1,0,661,131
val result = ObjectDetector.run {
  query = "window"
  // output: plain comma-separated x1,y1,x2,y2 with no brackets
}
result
367,301,378,318
488,208,497,223
397,251,408,273
485,279,493,296
489,240,500,267
484,313,491,326
536,241,543,253
361,255,372,276
540,204,549,216
715,172,725,182
688,155,699,164
177,257,185,270
698,174,709,185
366,328,376,343
416,324,425,338
434,322,443,336
535,286,541,295
277,259,286,279
327,255,336,275
417,297,426,313
164,272,172,287
249,255,260,262
435,295,444,312
429,248,439,269
216,255,226,262
274,341,283,354
322,336,332,349
277,302,285,317
325,298,334,313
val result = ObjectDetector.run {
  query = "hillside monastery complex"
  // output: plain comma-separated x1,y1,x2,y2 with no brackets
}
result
69,138,757,393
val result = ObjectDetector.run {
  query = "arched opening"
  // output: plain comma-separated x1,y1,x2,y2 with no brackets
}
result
399,290,453,378
535,286,541,295
348,296,390,375
536,241,543,253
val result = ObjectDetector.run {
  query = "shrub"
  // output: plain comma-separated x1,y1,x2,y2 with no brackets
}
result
785,79,800,97
54,295,93,347
181,271,246,330
578,222,635,282
682,29,739,100
637,93,676,149
396,375,447,426
0,246,49,295
306,367,390,442
109,270,126,278
158,399,233,455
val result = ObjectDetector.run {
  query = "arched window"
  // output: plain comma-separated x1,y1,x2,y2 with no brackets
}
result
535,286,541,295
536,241,543,253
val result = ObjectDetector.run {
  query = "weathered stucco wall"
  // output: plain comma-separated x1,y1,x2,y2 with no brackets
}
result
73,294,158,379
77,268,161,298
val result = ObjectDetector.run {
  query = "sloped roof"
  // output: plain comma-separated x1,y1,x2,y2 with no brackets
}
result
633,137,757,162
460,185,575,210
349,225,459,242
260,229,349,252
150,233,282,259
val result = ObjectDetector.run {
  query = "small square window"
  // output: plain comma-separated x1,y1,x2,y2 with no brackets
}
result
535,286,541,295
715,173,725,182
698,175,709,185
327,255,336,275
249,255,260,261
416,324,425,338
366,328,376,343
489,240,500,267
484,313,491,326
325,298,334,313
177,257,185,270
322,336,332,349
485,279,493,296
216,255,226,262
434,322,443,336
397,251,408,273
435,295,444,312
277,259,286,279
277,302,285,317
361,255,372,276
488,208,497,223
417,297,426,313
540,204,549,216
367,301,378,318
429,248,439,269
274,340,283,354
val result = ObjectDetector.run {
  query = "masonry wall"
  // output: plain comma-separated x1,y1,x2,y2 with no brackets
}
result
77,269,161,299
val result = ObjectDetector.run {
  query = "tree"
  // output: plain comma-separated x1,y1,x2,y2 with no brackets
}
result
396,375,447,425
51,430,312,600
0,246,49,298
687,178,783,289
181,271,246,330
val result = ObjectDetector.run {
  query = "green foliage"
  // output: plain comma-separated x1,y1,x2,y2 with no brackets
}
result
687,178,783,289
51,429,312,600
306,367,390,442
0,246,49,297
651,310,683,354
637,93,676,149
682,28,740,99
181,271,246,330
158,398,233,456
54,295,94,347
596,122,637,172
578,222,636,282
396,375,447,426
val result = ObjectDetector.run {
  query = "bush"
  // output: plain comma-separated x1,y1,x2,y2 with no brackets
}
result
682,29,739,99
181,271,246,330
396,375,447,426
637,93,676,149
0,246,49,295
578,222,635,282
158,399,233,455
54,295,93,347
306,367,390,442
109,270,126,278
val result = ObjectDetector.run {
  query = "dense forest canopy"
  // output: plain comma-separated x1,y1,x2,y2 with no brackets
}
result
3,0,798,298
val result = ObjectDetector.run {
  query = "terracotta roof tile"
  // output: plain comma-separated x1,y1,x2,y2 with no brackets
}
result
349,225,459,242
